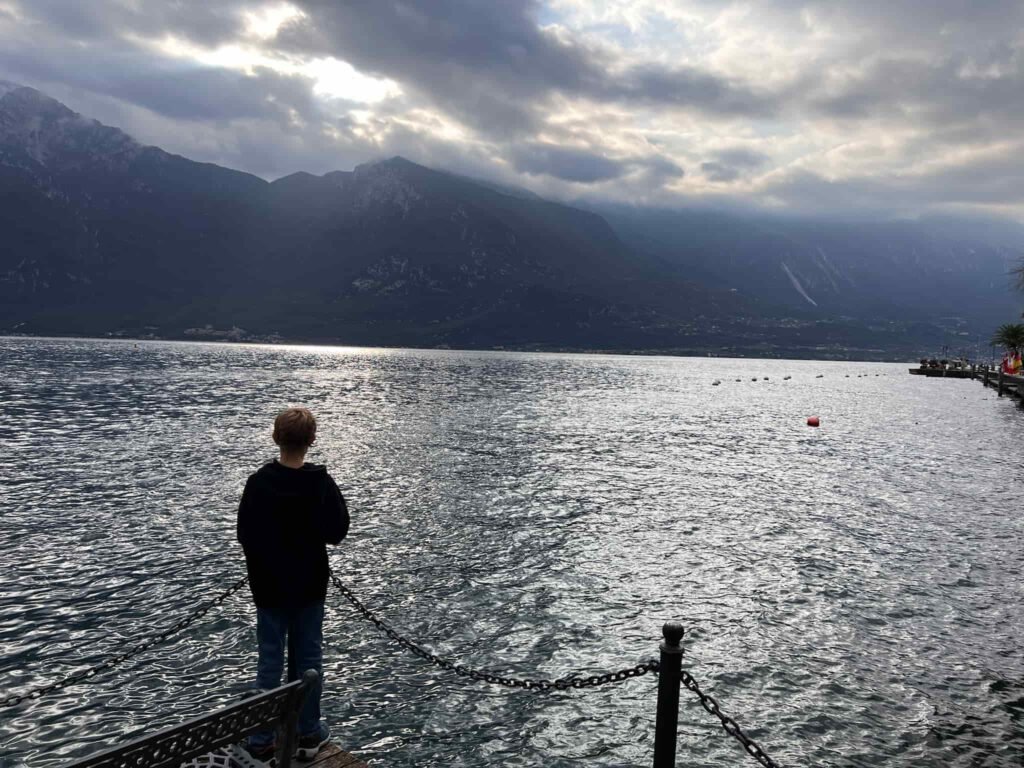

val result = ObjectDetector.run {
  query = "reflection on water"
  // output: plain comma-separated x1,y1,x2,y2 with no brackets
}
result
2,338,1024,767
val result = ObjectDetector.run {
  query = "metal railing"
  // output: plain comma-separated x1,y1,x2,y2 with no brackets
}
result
65,669,318,768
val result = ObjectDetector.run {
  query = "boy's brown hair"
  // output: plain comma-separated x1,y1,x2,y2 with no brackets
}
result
273,407,317,450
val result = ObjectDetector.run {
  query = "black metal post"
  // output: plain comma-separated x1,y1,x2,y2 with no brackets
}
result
999,368,1005,396
653,622,685,768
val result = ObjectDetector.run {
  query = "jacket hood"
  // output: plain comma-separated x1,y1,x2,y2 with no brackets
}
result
255,460,330,491
262,460,327,474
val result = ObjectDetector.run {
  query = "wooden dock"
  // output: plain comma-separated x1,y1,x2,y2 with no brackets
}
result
908,367,974,378
908,364,1024,399
977,366,1024,400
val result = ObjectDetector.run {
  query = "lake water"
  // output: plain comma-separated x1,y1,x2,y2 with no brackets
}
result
1,338,1023,768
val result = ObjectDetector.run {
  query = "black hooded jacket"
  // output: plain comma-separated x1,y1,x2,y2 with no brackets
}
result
237,461,350,609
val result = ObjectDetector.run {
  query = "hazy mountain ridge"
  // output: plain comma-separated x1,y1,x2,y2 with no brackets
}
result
1,81,1019,358
603,207,1023,338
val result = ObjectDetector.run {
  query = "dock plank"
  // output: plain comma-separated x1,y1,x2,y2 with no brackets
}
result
307,743,369,768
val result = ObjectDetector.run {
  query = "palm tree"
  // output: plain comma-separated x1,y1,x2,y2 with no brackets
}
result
991,323,1024,354
1013,263,1024,293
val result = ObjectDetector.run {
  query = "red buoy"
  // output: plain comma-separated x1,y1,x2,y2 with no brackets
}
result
807,416,820,427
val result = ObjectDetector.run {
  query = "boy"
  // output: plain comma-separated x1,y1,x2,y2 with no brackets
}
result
237,407,350,762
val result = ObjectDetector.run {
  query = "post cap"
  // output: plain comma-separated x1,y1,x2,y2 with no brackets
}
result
661,621,685,646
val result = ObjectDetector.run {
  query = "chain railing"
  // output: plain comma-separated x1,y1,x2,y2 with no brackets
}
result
331,574,784,768
329,572,658,690
3,570,783,768
681,670,781,768
0,575,249,710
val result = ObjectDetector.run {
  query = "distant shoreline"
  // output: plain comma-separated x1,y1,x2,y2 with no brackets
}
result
0,332,916,363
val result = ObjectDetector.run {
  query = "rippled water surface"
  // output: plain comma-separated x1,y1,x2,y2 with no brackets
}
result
2,338,1024,767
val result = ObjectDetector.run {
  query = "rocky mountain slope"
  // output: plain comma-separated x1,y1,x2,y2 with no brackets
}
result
0,82,756,352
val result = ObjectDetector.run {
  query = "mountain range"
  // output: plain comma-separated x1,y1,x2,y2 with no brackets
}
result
2,80,1021,359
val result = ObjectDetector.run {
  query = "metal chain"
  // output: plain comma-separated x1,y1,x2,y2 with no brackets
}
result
681,670,782,768
0,576,249,710
332,574,779,765
5,567,780,768
329,573,659,690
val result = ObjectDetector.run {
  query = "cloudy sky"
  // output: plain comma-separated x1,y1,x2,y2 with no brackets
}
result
1,0,1023,218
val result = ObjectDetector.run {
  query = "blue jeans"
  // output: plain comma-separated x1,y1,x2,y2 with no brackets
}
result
249,602,325,747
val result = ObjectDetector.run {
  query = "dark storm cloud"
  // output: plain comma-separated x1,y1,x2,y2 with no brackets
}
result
0,40,318,125
19,0,249,48
608,64,773,117
700,162,739,183
273,0,586,136
2,0,1024,214
795,0,1024,45
509,143,686,184
700,148,767,183
0,1,365,180
0,8,323,127
751,1,1024,135
510,143,627,182
110,66,319,122
714,148,769,169
275,0,775,137
642,155,685,182
811,54,1024,129
762,146,1024,217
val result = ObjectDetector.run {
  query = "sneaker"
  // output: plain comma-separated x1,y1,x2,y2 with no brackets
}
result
294,724,330,761
226,741,277,768
180,747,235,768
